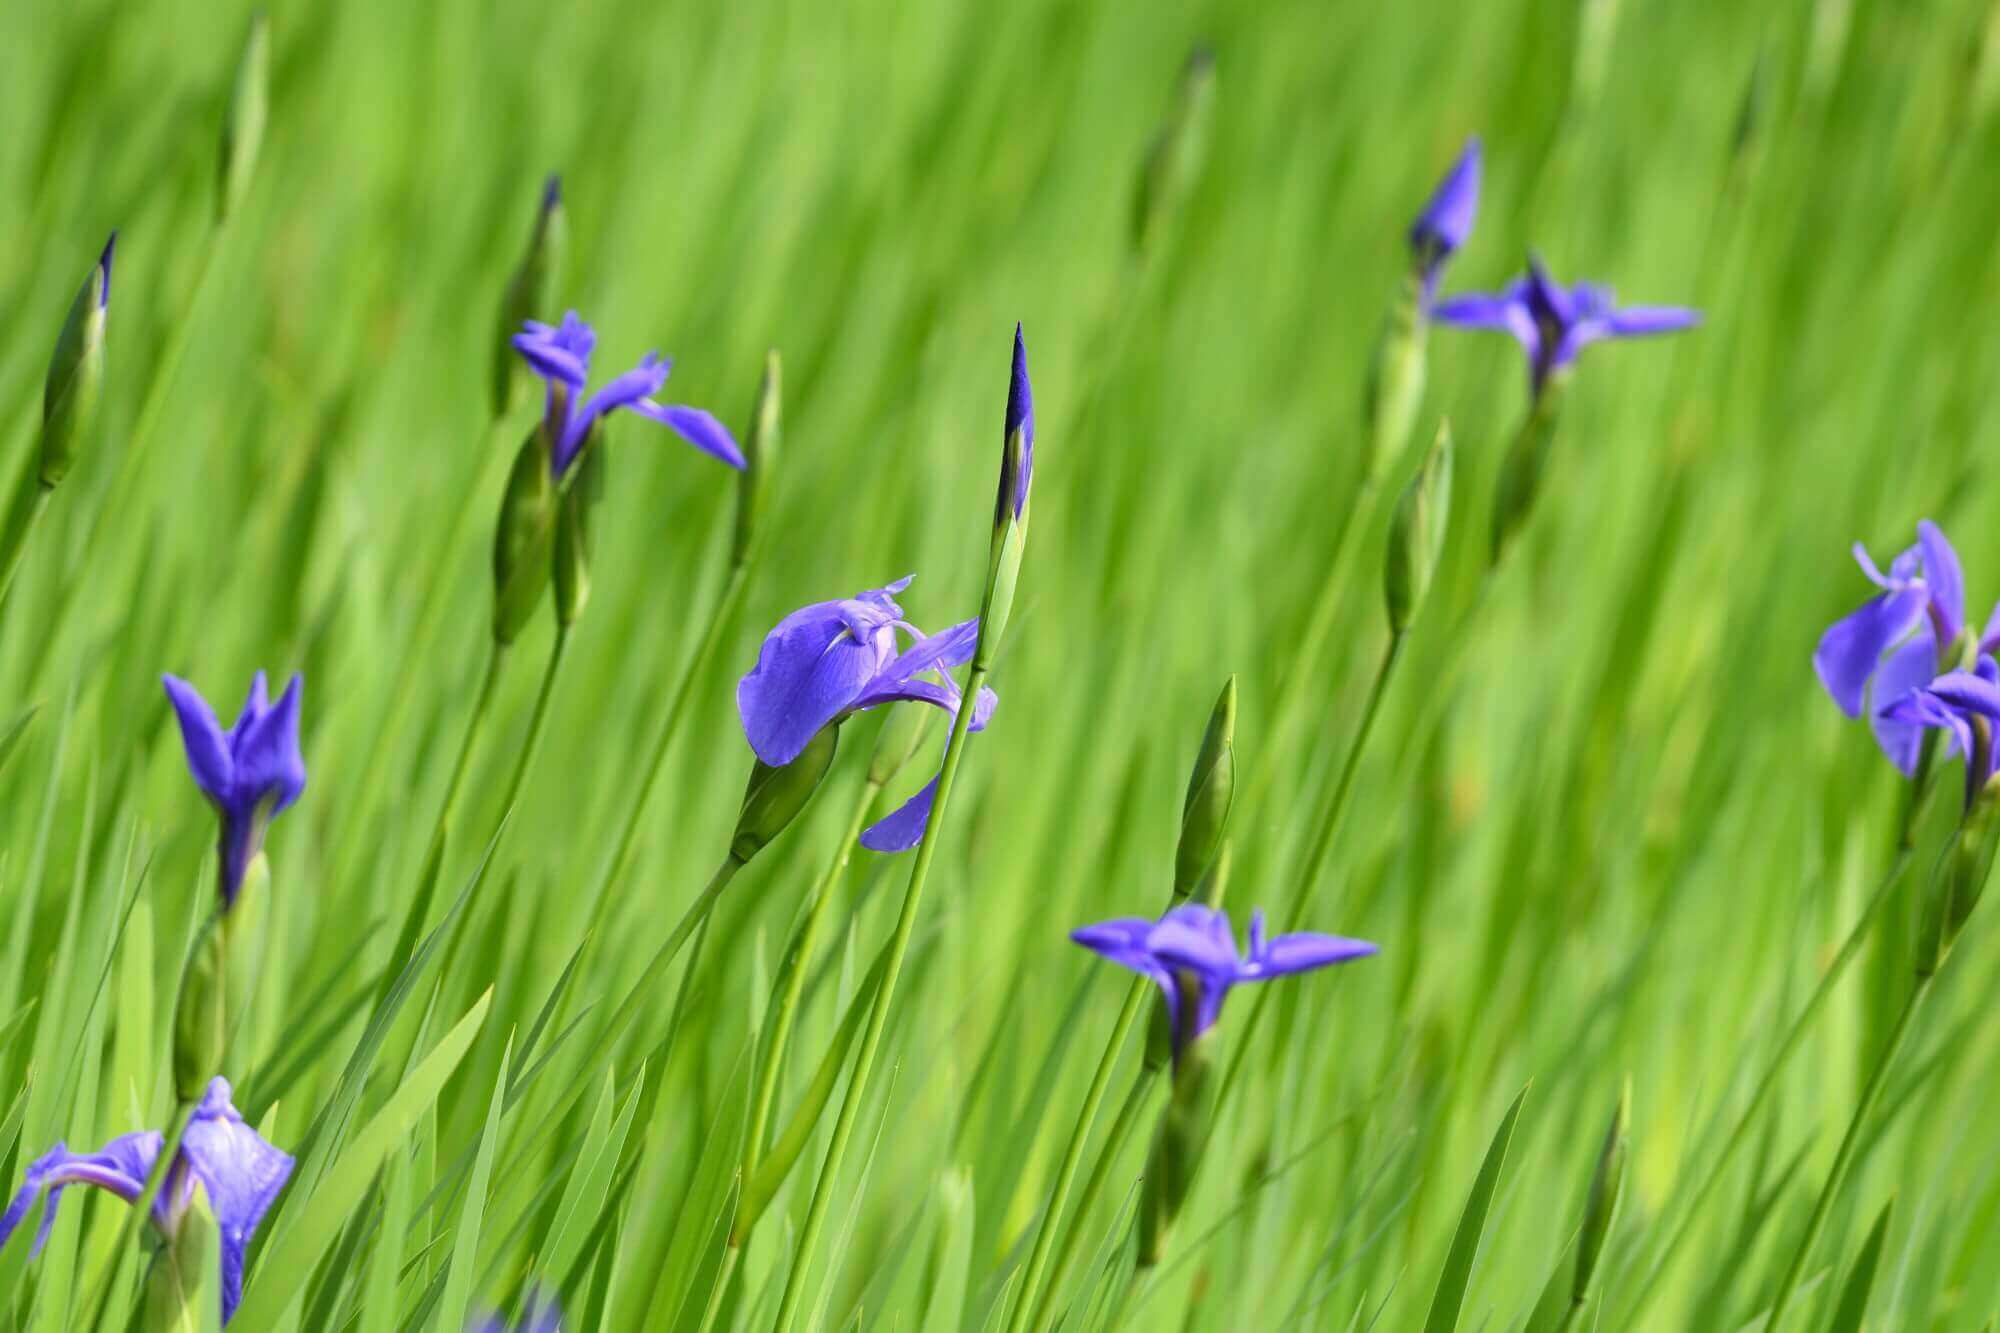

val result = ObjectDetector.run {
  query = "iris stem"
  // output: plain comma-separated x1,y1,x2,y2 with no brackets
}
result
739,775,882,1211
1616,843,1915,1323
83,1098,196,1333
771,662,990,1333
595,855,743,1067
582,558,751,941
0,476,52,617
1762,973,1932,1330
496,625,571,830
1015,983,1156,1333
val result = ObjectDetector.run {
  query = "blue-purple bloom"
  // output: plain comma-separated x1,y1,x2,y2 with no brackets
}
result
1408,137,1479,298
1432,254,1699,395
1071,904,1377,1060
0,1078,292,1324
1002,323,1034,522
1881,660,2000,811
471,1290,563,1332
163,671,306,908
512,311,744,478
1813,521,2000,776
737,577,998,852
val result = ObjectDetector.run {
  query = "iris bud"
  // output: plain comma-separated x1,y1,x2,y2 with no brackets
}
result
553,441,605,626
38,235,114,489
1131,46,1217,258
733,350,781,569
143,1196,219,1333
868,696,933,788
732,723,840,864
1137,1015,1215,1267
173,923,228,1104
492,177,566,417
217,11,269,225
1385,420,1453,634
1571,1078,1630,1313
1917,766,2000,977
1173,677,1236,902
978,329,1034,672
492,426,558,644
1363,272,1427,485
1490,375,1565,564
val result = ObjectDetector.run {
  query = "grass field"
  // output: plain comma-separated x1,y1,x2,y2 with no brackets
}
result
3,0,2000,1327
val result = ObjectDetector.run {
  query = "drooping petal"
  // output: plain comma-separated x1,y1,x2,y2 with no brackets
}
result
1813,586,1929,717
859,775,939,854
1870,631,1940,775
554,354,673,475
232,674,306,815
1070,917,1181,1039
1917,520,1965,645
1605,305,1702,338
628,401,746,469
737,602,885,766
1244,930,1381,978
163,676,234,805
0,1134,160,1258
1924,666,2000,723
180,1080,293,1324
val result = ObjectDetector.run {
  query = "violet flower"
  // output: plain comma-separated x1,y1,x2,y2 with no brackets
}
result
513,311,744,478
1881,659,2000,811
1432,253,1698,396
1408,138,1480,300
1071,904,1377,1061
1000,323,1034,523
471,1291,563,1333
1813,521,2000,775
163,671,306,908
0,1078,292,1324
736,577,998,852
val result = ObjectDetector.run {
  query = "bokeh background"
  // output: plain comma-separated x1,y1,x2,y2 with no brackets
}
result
3,0,1999,1326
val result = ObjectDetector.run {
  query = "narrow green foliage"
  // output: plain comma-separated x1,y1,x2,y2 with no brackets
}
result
1132,45,1217,257
437,1033,511,1333
1568,1078,1631,1320
734,349,781,568
493,176,567,416
1384,420,1453,634
1173,676,1237,902
1364,272,1428,485
217,11,269,223
37,237,112,489
1826,1197,1894,1333
492,426,559,644
1424,1083,1530,1333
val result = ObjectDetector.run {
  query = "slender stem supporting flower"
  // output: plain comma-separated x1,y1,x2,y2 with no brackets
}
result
83,1099,197,1333
596,856,743,1062
497,627,571,829
1028,1065,1159,1333
0,477,52,615
740,775,882,1196
583,561,752,939
1618,844,1915,1323
1009,976,1152,1333
771,664,989,1333
697,1246,739,1333
1762,975,1931,1330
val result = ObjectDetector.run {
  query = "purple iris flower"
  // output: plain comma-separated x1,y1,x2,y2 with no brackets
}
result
1071,904,1377,1061
1432,254,1699,396
1408,138,1480,299
1002,323,1034,522
163,671,306,908
736,576,998,853
0,1078,292,1324
1880,659,2000,811
471,1291,563,1332
512,311,745,478
1813,521,2000,775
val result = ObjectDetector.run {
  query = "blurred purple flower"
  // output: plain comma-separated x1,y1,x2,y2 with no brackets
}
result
1432,253,1698,395
736,577,997,852
163,671,306,908
0,1078,292,1324
1881,658,2000,810
471,1290,563,1333
513,311,744,478
1408,137,1480,299
1071,904,1377,1061
1814,520,2000,775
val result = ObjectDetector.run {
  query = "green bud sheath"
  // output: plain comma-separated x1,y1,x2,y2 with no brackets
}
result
142,1200,218,1333
1173,677,1236,901
492,178,567,417
174,921,228,1104
1131,46,1217,257
1490,376,1566,565
492,427,558,644
554,442,605,626
1363,271,1429,485
1137,1029,1216,1266
38,241,112,489
733,349,781,569
977,431,1030,673
732,723,841,864
1918,767,2000,977
217,11,269,225
1192,838,1232,910
868,698,933,788
1385,420,1454,634
1571,1077,1630,1310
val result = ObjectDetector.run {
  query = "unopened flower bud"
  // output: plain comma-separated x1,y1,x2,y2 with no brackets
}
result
217,11,270,225
733,349,781,569
553,442,605,627
1385,420,1453,634
1363,277,1428,485
1137,1020,1215,1267
1490,377,1565,565
38,234,115,489
1173,677,1236,901
1918,766,2000,977
492,426,559,644
1131,46,1217,257
732,723,840,864
492,177,566,417
977,327,1034,671
173,922,228,1104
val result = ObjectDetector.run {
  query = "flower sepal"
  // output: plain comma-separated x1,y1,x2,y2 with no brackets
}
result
1137,1024,1215,1267
492,425,560,644
732,723,841,865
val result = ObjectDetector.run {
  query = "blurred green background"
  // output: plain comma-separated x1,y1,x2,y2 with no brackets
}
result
4,0,2000,1326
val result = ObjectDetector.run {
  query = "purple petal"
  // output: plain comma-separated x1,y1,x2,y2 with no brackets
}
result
630,402,745,469
1409,136,1480,258
1925,667,2000,723
180,1080,293,1324
1244,930,1380,978
233,674,306,815
1523,254,1576,326
1070,917,1180,1038
1146,904,1241,979
859,775,939,853
1,1135,160,1259
555,355,673,475
1870,632,1940,775
1604,305,1702,338
163,676,233,805
1005,325,1034,519
1813,586,1929,717
227,671,270,750
1917,520,1965,645
1431,291,1541,365
737,602,888,766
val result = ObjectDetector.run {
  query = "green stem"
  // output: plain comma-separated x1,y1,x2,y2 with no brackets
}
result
596,856,743,1060
0,480,51,614
741,777,881,1193
582,561,751,940
1008,978,1151,1333
1618,844,1914,1322
1763,974,1932,1329
496,626,571,828
697,1244,742,1333
771,664,989,1333
84,1098,196,1333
